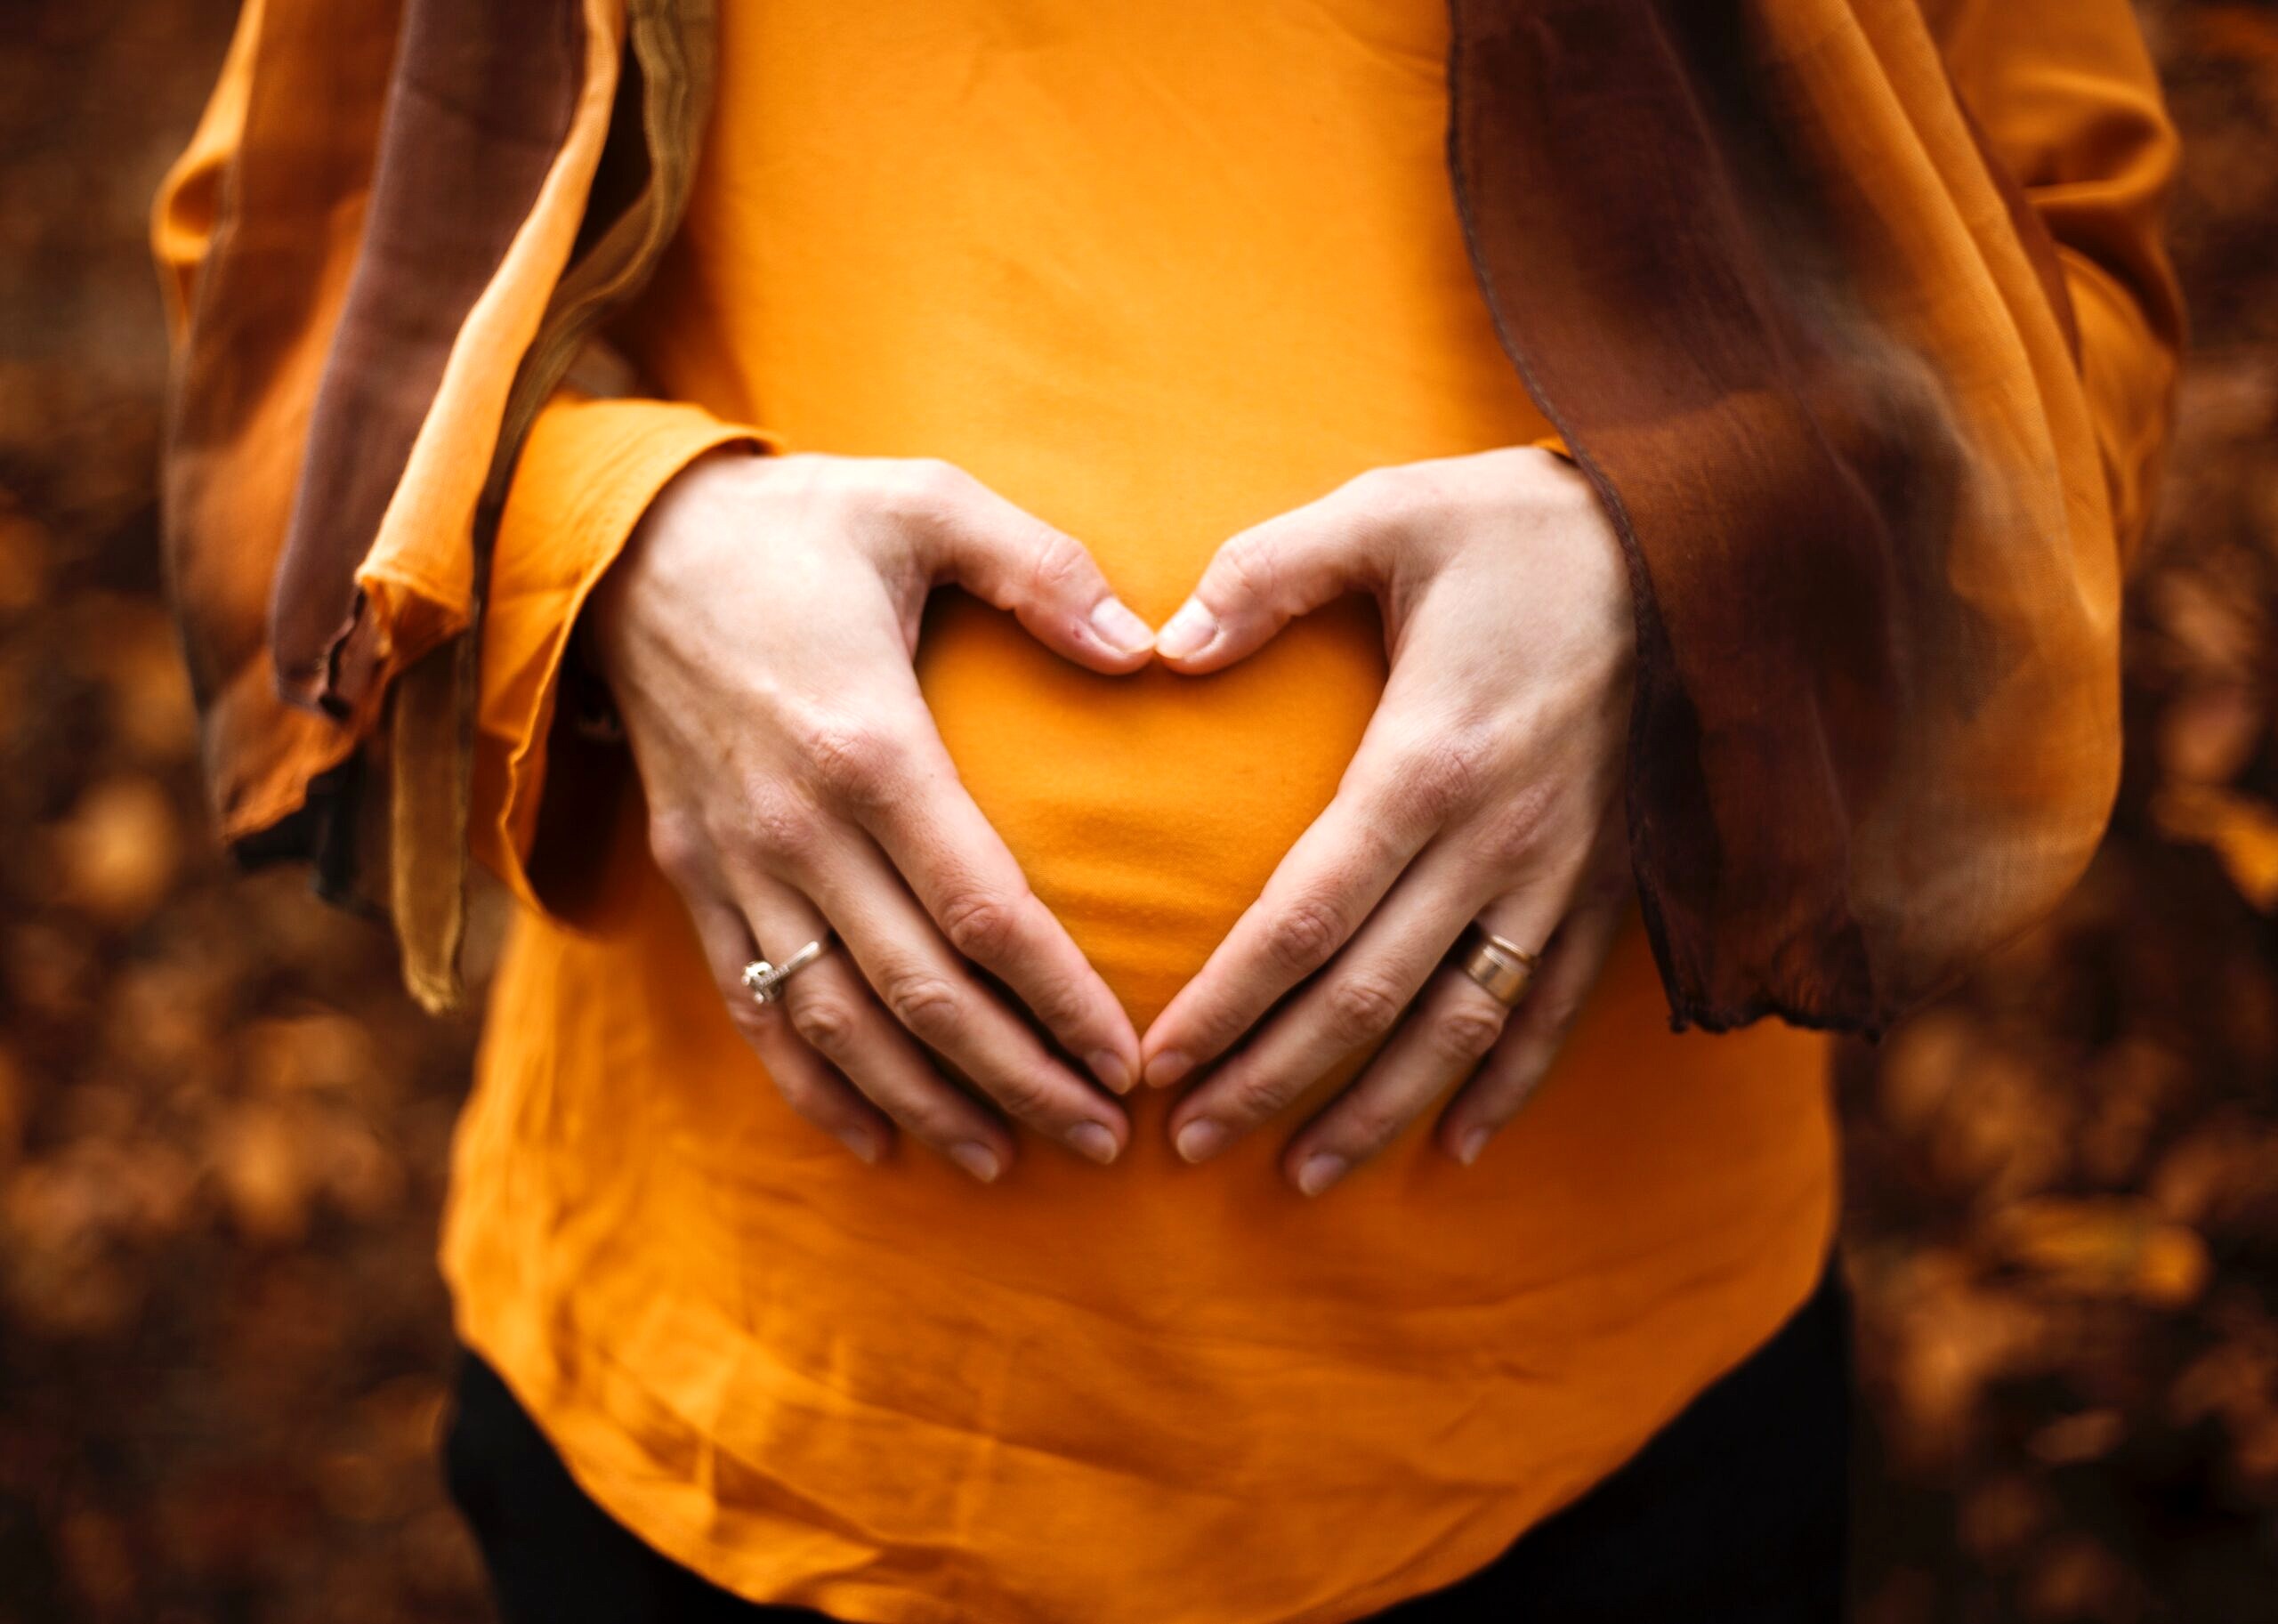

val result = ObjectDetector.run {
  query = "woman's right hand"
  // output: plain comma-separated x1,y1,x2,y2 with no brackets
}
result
586,450,1157,1183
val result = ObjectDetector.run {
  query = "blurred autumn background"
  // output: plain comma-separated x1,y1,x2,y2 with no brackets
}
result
1,1,2274,1620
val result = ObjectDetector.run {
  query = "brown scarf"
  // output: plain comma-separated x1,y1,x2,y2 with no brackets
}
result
160,0,2146,1034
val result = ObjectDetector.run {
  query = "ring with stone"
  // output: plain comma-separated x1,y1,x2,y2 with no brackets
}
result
741,931,835,1005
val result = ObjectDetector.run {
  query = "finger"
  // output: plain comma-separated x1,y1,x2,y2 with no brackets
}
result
735,869,1019,1184
1141,715,1458,1088
1436,877,1629,1168
684,893,893,1166
795,833,1128,1166
1153,479,1389,672
843,719,1141,1096
912,461,1155,672
1164,836,1494,1165
1280,892,1564,1197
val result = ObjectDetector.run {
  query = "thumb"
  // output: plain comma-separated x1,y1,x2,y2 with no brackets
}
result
1153,494,1381,675
925,473,1155,675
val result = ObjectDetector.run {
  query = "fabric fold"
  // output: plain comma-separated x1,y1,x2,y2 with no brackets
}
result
1444,0,2181,1033
473,394,771,923
155,0,720,1006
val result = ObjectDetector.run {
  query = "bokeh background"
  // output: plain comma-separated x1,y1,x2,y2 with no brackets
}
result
1,1,2274,1620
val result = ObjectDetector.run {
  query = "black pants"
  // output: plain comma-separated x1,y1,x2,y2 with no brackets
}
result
444,1267,1851,1623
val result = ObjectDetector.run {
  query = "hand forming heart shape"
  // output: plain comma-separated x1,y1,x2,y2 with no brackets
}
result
590,448,1153,1184
595,442,1632,1197
1143,442,1637,1195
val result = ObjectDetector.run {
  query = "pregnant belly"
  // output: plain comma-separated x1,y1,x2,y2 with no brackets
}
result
917,590,1388,1027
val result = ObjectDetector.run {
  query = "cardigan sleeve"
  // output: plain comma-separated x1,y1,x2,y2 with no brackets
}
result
153,0,724,1005
156,12,759,920
1928,0,2186,571
472,394,772,924
1443,0,2183,1034
151,0,627,862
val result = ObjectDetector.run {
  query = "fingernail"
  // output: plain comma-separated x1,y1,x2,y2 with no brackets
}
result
1175,1118,1225,1164
1089,596,1156,658
1455,1127,1490,1167
1144,1049,1192,1090
950,1141,1001,1184
1153,599,1218,661
836,1127,882,1165
1296,1152,1348,1196
1068,1122,1120,1165
1089,1048,1135,1095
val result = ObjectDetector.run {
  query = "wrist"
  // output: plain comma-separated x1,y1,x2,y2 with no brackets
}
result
585,443,757,684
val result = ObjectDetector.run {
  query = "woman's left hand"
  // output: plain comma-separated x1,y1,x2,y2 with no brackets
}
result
1142,445,1637,1194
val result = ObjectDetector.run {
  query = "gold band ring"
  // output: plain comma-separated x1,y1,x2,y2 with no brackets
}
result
1453,926,1539,1007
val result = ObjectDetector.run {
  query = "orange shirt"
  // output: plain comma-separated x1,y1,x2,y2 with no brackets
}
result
440,2,2166,1620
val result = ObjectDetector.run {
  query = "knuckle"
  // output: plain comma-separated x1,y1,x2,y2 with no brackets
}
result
1263,895,1349,975
767,1070,825,1120
1322,972,1409,1046
786,991,859,1059
981,1065,1054,1122
898,1109,969,1152
645,815,707,888
1017,973,1090,1039
1024,534,1090,603
879,967,965,1047
1336,1102,1405,1151
1395,731,1493,827
1230,1070,1305,1123
1330,465,1414,545
738,776,824,866
937,887,1025,966
1433,1001,1508,1066
1214,532,1279,608
1337,464,1401,512
797,715,906,808
1477,782,1557,870
894,456,971,519
1530,987,1585,1039
1428,731,1495,812
1480,1061,1550,1126
1329,817,1402,885
724,993,780,1044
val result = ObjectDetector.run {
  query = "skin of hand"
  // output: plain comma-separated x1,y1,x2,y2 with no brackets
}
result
1142,444,1638,1196
586,449,1159,1184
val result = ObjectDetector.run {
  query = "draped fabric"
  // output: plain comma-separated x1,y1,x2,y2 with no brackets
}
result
156,0,410,871
156,0,2179,1032
1447,0,2180,1031
156,0,713,1002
